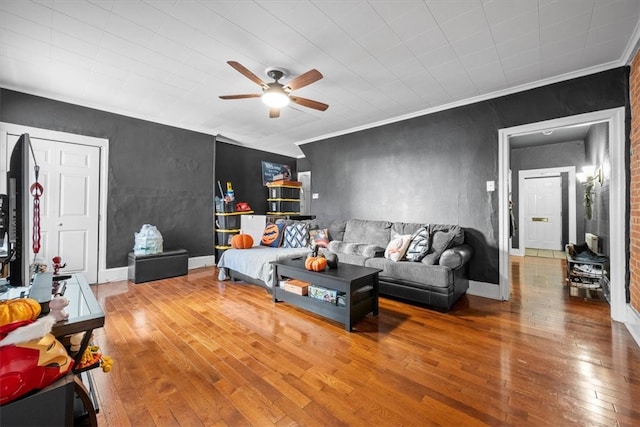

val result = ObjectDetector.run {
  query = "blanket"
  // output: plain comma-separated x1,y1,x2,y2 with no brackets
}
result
217,247,311,287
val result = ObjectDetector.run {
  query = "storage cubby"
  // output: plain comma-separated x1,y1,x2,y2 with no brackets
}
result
565,244,609,301
215,210,253,258
266,181,301,215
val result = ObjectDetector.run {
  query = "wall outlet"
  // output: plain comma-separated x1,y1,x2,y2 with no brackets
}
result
312,193,319,199
486,181,495,192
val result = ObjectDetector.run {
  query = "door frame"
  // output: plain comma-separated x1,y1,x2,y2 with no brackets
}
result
514,167,576,256
498,107,626,322
0,123,109,284
297,171,311,215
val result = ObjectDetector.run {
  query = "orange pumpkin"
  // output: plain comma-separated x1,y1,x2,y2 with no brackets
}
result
0,298,42,327
305,256,327,272
231,234,253,249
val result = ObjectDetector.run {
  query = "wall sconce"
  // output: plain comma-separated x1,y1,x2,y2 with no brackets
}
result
576,165,603,185
576,165,602,220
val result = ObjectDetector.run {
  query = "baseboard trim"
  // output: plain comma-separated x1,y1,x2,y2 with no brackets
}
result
625,304,640,348
99,267,128,283
467,280,502,300
189,255,217,270
98,255,217,283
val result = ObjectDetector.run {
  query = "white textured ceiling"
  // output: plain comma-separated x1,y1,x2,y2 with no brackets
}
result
1,1,639,157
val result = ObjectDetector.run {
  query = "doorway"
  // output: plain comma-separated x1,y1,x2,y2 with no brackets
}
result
498,108,626,322
1,123,109,284
297,171,311,215
523,175,562,251
514,167,577,257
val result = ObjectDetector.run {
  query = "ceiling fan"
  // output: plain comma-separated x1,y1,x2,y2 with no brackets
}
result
219,61,329,118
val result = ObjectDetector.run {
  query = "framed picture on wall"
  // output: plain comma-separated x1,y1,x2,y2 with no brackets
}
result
261,161,291,185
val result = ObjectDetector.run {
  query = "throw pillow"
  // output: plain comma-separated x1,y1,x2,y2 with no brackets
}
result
384,234,412,262
309,228,330,248
283,223,309,248
421,230,457,265
260,222,285,247
405,225,431,262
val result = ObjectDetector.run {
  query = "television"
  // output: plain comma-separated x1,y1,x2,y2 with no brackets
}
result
5,133,32,287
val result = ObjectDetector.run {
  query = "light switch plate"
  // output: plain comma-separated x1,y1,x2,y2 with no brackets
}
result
486,181,495,192
312,193,319,199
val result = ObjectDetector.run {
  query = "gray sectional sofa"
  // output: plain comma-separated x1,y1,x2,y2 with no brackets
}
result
325,219,473,312
217,217,473,312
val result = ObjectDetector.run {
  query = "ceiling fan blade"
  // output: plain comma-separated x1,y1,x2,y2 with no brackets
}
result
290,96,329,111
269,108,280,118
219,94,261,100
227,61,267,88
283,69,323,91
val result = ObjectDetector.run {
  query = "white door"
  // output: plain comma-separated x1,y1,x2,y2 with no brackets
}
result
524,176,562,250
6,135,100,282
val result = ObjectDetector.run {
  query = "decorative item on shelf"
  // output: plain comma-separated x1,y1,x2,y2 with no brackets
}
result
52,256,66,276
236,201,252,212
576,165,603,220
48,295,69,322
305,248,327,271
0,298,41,327
0,323,74,405
325,252,339,269
78,341,114,373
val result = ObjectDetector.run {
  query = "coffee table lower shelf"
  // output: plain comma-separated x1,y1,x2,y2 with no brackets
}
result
271,259,381,331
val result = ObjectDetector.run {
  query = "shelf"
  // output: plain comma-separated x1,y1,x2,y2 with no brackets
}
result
565,245,609,301
267,181,302,188
215,210,254,216
274,285,347,324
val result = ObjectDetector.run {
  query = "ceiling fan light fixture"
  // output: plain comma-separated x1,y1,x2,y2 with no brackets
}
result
262,86,290,108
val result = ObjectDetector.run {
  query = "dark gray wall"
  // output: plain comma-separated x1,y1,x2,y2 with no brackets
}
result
297,157,311,172
215,141,297,215
299,67,629,285
0,89,215,268
510,140,586,249
584,122,611,255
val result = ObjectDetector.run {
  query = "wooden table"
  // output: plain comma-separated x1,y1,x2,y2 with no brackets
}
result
271,258,381,331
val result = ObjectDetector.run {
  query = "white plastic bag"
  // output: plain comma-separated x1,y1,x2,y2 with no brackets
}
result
133,224,163,255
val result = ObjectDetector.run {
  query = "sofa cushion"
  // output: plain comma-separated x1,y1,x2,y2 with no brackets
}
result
283,222,309,248
365,257,453,289
343,219,392,247
405,226,431,262
328,241,385,258
384,234,411,262
331,252,368,266
260,222,285,247
309,229,330,247
439,245,473,270
391,222,425,236
421,225,462,265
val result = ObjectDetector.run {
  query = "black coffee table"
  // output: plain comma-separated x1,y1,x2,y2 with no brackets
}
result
271,258,381,331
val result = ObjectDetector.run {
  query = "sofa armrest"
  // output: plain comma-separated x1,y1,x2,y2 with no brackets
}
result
328,240,385,258
438,244,473,270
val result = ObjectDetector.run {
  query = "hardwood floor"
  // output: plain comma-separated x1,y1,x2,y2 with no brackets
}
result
88,257,640,426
